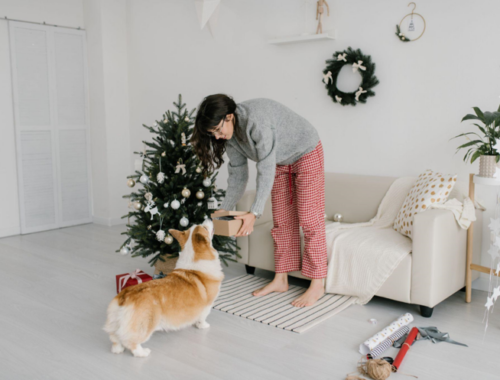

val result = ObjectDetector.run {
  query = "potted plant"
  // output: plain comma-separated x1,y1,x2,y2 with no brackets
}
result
453,105,500,177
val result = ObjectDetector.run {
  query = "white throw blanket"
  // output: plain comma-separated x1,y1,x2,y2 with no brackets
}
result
324,177,476,305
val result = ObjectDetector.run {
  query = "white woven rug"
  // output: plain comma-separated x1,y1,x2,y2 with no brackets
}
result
212,275,357,333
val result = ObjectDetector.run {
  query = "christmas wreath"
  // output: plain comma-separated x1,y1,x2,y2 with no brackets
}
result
322,47,379,106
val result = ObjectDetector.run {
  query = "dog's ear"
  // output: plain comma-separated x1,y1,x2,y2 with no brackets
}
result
168,229,189,250
192,226,216,261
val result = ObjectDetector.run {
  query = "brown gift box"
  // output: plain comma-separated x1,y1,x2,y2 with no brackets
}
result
211,211,248,236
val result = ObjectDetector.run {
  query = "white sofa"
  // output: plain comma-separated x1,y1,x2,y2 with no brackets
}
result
235,172,482,317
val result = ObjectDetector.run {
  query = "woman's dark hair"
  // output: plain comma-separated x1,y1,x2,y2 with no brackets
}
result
191,94,246,172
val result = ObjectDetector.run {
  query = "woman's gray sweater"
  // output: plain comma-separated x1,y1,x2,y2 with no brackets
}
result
218,98,320,216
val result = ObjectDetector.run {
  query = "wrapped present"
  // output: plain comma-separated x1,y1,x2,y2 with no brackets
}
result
116,269,152,294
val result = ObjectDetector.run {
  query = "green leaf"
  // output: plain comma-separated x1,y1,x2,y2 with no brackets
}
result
457,140,484,149
473,107,485,122
462,114,480,122
470,151,482,163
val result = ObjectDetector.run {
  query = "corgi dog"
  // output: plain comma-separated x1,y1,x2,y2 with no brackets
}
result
104,219,223,357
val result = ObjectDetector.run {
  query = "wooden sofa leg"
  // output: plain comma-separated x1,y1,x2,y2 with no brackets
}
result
245,265,256,275
420,305,434,318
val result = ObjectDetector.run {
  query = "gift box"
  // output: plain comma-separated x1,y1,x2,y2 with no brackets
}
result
116,269,153,294
211,211,248,236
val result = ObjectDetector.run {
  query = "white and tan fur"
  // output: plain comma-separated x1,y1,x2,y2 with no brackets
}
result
103,219,223,357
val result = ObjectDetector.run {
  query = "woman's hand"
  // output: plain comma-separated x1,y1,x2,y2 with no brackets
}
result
234,212,256,237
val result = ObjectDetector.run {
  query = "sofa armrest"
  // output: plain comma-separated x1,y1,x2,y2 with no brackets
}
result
411,208,481,307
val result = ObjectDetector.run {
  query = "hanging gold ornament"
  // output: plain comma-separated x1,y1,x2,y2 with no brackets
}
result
182,188,191,198
161,151,166,157
196,166,202,173
133,202,142,210
164,235,173,244
196,190,205,199
127,179,136,187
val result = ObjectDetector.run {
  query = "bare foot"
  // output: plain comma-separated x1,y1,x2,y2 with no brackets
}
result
253,273,288,296
292,279,325,307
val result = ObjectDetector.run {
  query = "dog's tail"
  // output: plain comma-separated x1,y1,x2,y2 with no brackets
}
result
103,298,121,334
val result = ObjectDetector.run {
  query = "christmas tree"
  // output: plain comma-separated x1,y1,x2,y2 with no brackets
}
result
118,95,239,267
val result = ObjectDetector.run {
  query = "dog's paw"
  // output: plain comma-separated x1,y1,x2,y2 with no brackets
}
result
195,321,210,329
132,347,151,358
111,343,124,354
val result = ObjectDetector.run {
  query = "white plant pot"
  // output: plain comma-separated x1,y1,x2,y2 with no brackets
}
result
478,155,497,178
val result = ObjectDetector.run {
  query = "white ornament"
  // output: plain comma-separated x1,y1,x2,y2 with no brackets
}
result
194,0,221,37
140,174,149,184
157,172,165,184
335,95,342,103
144,200,159,220
492,286,500,302
144,192,153,202
323,71,333,84
156,230,166,242
182,188,191,198
163,202,170,209
171,199,180,210
175,162,186,175
197,202,203,206
180,217,189,227
337,53,347,62
352,60,367,73
181,132,186,146
133,202,142,211
120,246,130,255
207,197,218,210
355,87,367,101
485,296,494,311
487,245,499,261
203,178,211,187
196,166,203,173
185,116,190,122
196,190,205,199
164,235,173,244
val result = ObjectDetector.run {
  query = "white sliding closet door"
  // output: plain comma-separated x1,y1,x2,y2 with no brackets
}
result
9,21,92,234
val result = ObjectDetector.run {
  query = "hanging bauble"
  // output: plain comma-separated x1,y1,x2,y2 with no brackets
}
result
156,230,166,242
133,202,142,210
197,202,203,207
196,166,202,173
161,151,166,157
157,172,165,184
120,246,130,255
164,235,173,244
203,178,211,187
182,188,191,198
171,199,180,210
196,190,205,199
127,179,136,188
207,197,218,210
144,192,153,202
140,174,149,184
163,202,169,209
180,217,189,227
147,225,152,230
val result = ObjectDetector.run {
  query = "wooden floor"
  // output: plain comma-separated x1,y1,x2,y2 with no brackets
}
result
0,224,499,380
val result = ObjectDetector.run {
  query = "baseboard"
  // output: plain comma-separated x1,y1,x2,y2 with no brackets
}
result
0,225,21,238
92,216,126,227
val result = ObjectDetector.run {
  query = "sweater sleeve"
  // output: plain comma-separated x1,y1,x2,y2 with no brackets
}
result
249,123,276,216
218,143,249,211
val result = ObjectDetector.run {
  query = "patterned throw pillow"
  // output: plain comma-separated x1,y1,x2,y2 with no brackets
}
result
393,170,457,239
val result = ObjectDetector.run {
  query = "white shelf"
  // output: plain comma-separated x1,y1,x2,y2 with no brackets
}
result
268,30,336,45
473,175,500,186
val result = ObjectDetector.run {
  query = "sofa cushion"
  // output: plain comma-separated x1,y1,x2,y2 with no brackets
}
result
394,170,457,239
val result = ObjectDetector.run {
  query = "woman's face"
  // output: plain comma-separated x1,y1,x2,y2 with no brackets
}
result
208,114,234,141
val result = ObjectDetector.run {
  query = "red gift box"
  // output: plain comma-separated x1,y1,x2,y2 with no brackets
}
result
116,269,152,294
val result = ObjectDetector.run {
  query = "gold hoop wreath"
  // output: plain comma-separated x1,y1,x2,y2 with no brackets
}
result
395,2,426,42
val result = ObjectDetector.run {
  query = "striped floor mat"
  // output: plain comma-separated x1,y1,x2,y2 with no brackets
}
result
212,275,358,333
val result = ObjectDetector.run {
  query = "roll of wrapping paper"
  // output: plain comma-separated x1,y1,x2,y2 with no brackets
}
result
367,325,410,359
392,326,419,372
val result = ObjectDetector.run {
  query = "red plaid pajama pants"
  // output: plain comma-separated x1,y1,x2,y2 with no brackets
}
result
270,140,327,279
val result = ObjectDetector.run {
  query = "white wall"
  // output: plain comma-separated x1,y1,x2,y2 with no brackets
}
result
126,0,500,290
0,0,84,237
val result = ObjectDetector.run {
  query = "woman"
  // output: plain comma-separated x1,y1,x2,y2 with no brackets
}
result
191,94,327,307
